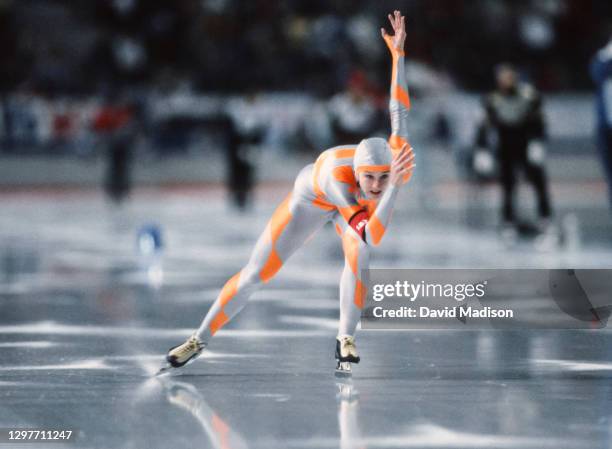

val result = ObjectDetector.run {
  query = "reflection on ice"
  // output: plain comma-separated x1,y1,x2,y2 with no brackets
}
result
337,378,363,449
0,359,110,371
157,378,249,449
0,341,58,348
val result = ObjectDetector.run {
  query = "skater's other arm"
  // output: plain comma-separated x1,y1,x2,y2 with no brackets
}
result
324,166,366,231
363,144,414,246
383,11,411,153
325,145,414,245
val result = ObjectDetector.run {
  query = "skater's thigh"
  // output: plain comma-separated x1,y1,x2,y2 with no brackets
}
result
273,194,332,257
246,192,332,282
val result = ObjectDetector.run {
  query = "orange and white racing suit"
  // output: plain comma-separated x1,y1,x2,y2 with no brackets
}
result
195,41,412,342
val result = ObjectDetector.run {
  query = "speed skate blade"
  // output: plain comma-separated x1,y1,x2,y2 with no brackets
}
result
155,351,204,377
155,363,181,377
335,361,352,377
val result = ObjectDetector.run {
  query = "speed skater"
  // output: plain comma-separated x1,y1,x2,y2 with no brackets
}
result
160,10,415,376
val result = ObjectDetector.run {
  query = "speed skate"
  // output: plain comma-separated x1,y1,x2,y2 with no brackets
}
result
335,336,360,377
157,336,206,376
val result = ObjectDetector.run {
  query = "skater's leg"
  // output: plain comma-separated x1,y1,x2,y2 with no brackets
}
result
524,158,552,219
499,149,517,223
327,220,367,375
337,227,370,338
195,193,330,343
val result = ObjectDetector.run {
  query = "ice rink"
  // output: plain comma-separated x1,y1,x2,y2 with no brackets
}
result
1,182,611,449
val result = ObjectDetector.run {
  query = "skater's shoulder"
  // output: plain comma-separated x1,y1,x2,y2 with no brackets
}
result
316,145,359,164
326,144,359,156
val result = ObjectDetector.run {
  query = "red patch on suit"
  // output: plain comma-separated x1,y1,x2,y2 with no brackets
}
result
349,210,369,241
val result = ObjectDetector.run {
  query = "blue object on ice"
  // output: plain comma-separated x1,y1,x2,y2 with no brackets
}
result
137,224,163,255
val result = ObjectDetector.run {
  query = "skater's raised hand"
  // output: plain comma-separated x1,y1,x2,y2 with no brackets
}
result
381,10,406,53
390,143,415,187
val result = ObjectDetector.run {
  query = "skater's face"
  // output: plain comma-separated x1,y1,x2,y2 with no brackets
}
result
358,171,390,200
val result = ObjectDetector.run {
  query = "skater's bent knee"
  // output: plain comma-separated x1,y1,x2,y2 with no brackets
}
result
236,264,267,291
352,232,371,253
342,231,370,274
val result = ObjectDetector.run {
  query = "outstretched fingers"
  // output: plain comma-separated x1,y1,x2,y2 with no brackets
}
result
401,152,416,166
397,157,415,172
393,146,415,174
394,142,409,156
397,158,416,173
390,145,415,186
392,10,402,31
388,11,402,32
394,144,414,162
394,150,413,166
383,10,406,50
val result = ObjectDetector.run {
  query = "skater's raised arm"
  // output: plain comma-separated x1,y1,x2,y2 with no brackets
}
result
382,11,411,151
363,144,414,246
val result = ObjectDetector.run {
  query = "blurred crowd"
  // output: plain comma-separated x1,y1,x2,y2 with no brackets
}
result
0,0,610,169
1,0,611,94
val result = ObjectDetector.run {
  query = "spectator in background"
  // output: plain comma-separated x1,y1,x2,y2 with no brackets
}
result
475,64,553,235
591,37,612,214
226,101,260,211
92,93,138,204
328,70,383,144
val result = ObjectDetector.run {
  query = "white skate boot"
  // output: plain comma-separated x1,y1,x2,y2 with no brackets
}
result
335,335,360,377
157,335,206,376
